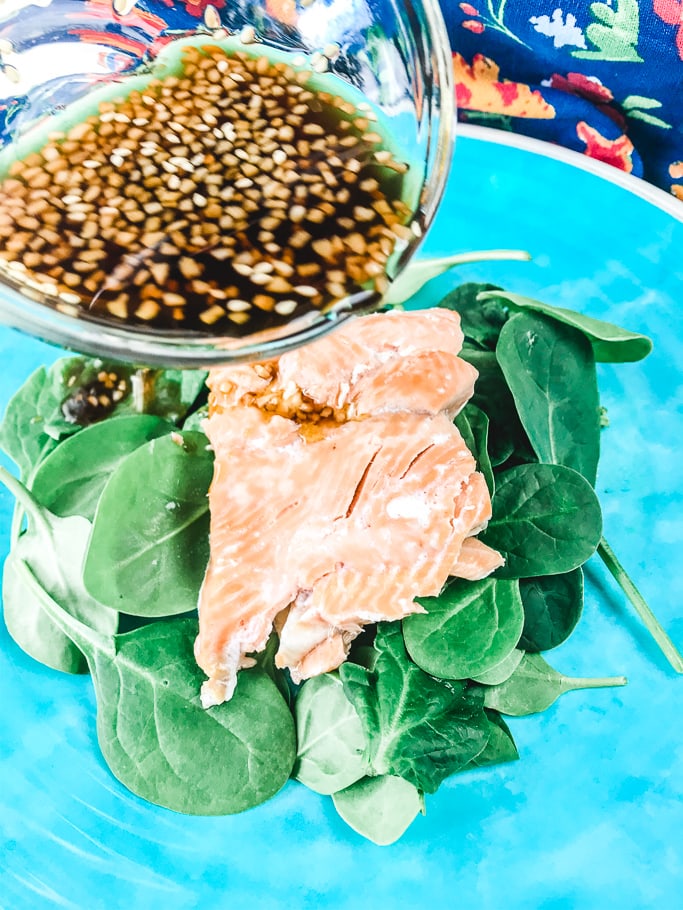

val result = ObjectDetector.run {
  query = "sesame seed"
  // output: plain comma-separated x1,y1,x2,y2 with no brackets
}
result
163,292,186,307
59,291,81,305
294,285,318,297
204,4,221,29
200,304,225,325
253,294,275,311
274,298,297,315
136,300,161,320
227,299,251,312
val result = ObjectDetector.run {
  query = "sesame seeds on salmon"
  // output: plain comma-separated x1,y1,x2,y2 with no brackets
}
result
195,309,503,707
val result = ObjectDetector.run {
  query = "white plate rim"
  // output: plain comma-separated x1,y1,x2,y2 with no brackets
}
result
458,123,683,223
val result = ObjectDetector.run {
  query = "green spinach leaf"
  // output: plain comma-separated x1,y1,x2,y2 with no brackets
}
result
0,365,69,479
0,466,117,673
84,431,213,617
404,577,524,680
439,282,508,350
30,415,171,521
130,369,208,422
460,710,519,770
458,347,529,467
339,624,490,793
294,673,367,795
249,632,291,705
519,569,584,652
182,405,209,433
481,464,602,578
482,290,653,362
472,648,525,685
455,404,494,494
332,775,423,846
383,249,530,305
496,312,601,484
17,561,296,815
483,653,627,716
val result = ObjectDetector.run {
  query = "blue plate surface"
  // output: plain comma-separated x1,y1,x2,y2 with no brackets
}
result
2,129,682,909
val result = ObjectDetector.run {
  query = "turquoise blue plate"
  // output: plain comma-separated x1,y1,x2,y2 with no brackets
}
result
2,127,682,909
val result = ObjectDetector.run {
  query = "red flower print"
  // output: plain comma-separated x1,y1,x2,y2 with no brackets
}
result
576,122,634,173
653,0,683,60
462,19,485,33
550,72,625,129
459,3,480,14
550,72,613,104
181,0,226,18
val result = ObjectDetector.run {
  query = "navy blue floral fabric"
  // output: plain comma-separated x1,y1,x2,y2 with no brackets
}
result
440,0,683,199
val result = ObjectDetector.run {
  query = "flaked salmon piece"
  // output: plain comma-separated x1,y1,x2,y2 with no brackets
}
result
210,308,477,418
451,537,506,580
196,309,503,706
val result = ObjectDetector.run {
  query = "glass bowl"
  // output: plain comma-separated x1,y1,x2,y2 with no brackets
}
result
0,0,453,367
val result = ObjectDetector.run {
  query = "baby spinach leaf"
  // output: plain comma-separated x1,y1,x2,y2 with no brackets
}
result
182,405,208,433
483,290,653,363
249,632,291,705
519,569,584,652
17,562,296,815
404,577,524,680
472,648,525,686
332,775,423,846
481,464,603,578
0,466,117,673
483,653,627,716
0,365,67,479
339,624,490,793
383,249,530,305
84,431,213,617
460,710,519,770
438,282,508,350
458,347,528,467
128,369,208,422
3,551,85,674
496,312,601,485
294,673,367,795
455,404,494,494
94,620,295,815
30,415,171,521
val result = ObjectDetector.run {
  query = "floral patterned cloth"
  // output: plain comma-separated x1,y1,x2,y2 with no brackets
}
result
442,0,683,200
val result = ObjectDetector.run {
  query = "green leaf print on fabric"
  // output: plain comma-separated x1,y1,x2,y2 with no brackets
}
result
622,96,672,130
573,0,643,62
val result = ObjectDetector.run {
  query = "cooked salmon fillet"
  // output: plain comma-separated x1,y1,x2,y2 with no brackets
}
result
195,309,503,706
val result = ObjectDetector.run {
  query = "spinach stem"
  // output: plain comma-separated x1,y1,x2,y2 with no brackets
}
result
568,675,627,689
16,557,108,656
598,536,683,674
384,249,532,305
0,464,52,540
